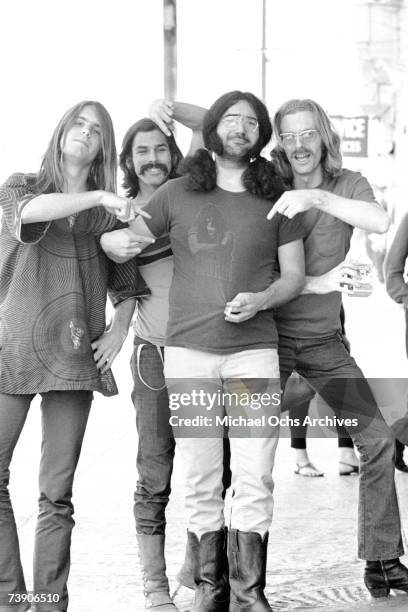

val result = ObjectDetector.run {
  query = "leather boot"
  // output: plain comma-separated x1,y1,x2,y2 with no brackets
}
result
228,529,272,611
189,528,230,611
137,534,179,610
176,534,195,590
365,558,408,597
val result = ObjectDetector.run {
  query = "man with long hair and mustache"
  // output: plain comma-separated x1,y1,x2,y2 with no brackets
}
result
267,98,408,599
116,91,306,612
98,104,209,611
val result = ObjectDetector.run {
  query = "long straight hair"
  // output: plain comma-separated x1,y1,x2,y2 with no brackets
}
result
35,100,117,194
272,98,342,182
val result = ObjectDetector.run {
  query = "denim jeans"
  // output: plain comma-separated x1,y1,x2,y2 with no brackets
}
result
131,337,233,535
279,332,404,561
131,337,175,535
164,346,281,538
283,374,354,449
0,390,92,611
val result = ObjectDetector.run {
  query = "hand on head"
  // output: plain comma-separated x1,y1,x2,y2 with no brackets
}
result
149,99,175,136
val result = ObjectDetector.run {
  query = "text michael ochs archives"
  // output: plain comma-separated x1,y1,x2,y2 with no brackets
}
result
167,390,358,429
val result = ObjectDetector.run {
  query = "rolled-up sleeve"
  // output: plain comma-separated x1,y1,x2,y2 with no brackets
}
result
107,256,151,307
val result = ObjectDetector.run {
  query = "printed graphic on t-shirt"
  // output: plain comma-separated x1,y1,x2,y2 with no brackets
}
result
188,203,235,281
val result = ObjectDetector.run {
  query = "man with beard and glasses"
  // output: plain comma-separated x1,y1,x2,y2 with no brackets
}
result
266,98,408,599
96,102,210,612
113,91,305,612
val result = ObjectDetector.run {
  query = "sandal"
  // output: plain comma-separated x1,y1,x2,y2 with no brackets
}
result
294,462,324,477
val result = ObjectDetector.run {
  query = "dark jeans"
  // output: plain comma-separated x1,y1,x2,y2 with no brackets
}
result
283,374,354,449
131,337,232,535
278,332,403,561
0,390,92,611
131,338,175,535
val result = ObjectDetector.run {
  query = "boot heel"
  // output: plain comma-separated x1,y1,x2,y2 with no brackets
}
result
367,586,390,598
365,557,408,598
228,529,272,611
189,529,229,611
136,534,179,611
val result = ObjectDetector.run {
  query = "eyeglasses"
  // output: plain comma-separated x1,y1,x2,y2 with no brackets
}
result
279,129,320,148
220,114,259,133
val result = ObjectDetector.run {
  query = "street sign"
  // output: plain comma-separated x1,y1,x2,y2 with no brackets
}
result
330,115,368,157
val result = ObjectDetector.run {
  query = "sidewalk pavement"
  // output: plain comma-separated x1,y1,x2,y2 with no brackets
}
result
9,282,408,611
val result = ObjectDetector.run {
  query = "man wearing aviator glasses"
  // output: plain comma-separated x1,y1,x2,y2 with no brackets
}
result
266,98,408,599
279,128,320,148
123,90,306,611
219,112,260,133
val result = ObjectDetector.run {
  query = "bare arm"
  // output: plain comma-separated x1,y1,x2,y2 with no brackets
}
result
302,261,362,295
225,239,305,323
149,98,207,135
21,190,146,224
267,189,390,234
92,298,136,373
101,216,156,263
262,239,305,308
311,190,389,233
186,130,205,156
21,191,101,223
100,227,155,263
149,98,206,154
172,101,207,154
172,101,207,132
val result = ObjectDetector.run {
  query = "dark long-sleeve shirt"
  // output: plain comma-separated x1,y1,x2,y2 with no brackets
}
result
385,213,408,305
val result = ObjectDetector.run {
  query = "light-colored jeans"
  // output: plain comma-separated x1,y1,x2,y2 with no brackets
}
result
164,347,280,538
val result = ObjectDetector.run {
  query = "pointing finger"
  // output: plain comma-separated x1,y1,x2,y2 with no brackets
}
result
133,207,151,220
267,204,279,220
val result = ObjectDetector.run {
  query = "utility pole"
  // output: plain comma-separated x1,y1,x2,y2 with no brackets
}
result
261,0,267,102
163,0,177,100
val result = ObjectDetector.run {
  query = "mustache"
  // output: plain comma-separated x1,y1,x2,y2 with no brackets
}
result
228,133,250,143
292,148,311,156
140,162,170,175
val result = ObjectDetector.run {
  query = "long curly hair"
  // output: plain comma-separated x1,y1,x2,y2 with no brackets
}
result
35,101,117,194
181,91,287,201
272,98,342,183
119,118,183,198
